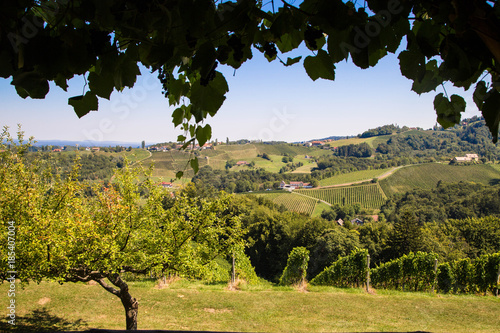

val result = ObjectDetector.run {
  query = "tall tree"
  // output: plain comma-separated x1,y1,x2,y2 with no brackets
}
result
387,210,422,258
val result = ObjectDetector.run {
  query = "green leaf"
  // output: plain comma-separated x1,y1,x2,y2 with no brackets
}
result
177,135,186,142
413,20,443,58
68,92,98,118
11,72,50,99
473,81,487,110
276,31,303,53
282,56,302,67
481,90,500,143
168,76,190,106
196,124,212,147
54,74,69,92
172,107,184,127
114,53,141,89
190,72,229,120
190,157,199,174
88,71,114,99
327,29,351,63
398,49,425,81
191,42,217,79
411,60,442,95
434,93,465,129
303,49,335,81
176,171,184,179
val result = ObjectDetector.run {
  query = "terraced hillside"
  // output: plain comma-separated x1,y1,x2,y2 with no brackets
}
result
251,192,318,216
319,168,392,186
296,183,387,209
380,163,500,197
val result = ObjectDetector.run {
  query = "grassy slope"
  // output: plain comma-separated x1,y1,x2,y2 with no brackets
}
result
138,143,327,175
380,163,500,197
325,135,392,149
250,192,318,216
2,280,499,332
319,168,392,186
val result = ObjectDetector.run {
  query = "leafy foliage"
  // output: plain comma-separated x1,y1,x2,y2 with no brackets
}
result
310,249,369,288
2,0,499,167
0,128,243,329
381,182,500,224
279,247,310,286
435,253,500,295
359,124,402,138
370,252,438,292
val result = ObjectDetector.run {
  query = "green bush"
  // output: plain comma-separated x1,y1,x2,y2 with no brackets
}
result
279,247,310,286
310,249,368,288
233,245,259,284
437,262,454,294
371,252,438,292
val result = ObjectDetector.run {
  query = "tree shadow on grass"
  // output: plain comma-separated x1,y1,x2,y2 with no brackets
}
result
0,308,88,332
488,178,500,186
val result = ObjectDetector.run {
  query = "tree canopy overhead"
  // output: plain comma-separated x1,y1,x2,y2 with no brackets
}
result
1,0,499,154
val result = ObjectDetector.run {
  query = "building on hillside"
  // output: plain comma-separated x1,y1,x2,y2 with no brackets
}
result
453,153,479,163
336,219,344,226
92,147,100,152
350,218,364,226
160,182,173,188
311,141,324,147
53,148,61,152
236,161,248,166
280,181,311,190
465,154,479,161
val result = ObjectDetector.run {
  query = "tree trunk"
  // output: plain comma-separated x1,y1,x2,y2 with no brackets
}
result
118,286,139,330
98,274,139,330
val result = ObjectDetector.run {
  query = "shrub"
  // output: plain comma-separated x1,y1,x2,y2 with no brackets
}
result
279,247,310,286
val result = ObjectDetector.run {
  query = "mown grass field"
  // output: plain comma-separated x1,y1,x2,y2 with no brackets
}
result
2,280,499,332
380,163,500,197
319,168,392,186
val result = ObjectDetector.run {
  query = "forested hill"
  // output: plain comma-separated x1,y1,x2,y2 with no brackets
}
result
310,117,498,179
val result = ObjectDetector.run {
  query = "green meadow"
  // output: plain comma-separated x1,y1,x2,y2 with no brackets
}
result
2,280,499,332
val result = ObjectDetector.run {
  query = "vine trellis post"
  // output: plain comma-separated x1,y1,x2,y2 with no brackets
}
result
431,258,438,293
366,254,370,293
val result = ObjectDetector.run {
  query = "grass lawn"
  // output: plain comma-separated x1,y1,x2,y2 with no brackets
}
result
2,279,499,332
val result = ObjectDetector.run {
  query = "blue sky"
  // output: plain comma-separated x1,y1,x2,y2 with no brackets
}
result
0,46,480,145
